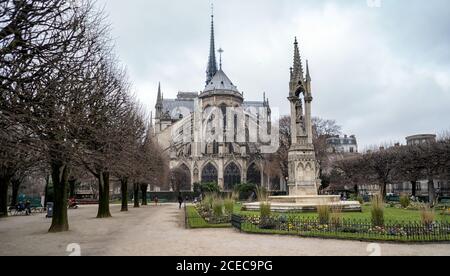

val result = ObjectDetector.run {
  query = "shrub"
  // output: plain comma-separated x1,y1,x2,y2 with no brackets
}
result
317,205,330,225
260,202,271,218
400,195,411,209
213,200,224,217
330,205,343,227
193,182,202,196
356,196,364,204
406,201,427,211
200,182,220,194
421,207,435,226
204,194,215,208
224,198,235,215
371,194,385,227
234,183,257,200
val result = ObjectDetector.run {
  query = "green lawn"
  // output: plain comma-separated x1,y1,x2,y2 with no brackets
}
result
235,203,450,223
186,206,231,229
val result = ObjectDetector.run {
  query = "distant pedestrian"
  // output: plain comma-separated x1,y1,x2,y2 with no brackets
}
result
178,194,183,209
154,196,159,207
25,200,31,215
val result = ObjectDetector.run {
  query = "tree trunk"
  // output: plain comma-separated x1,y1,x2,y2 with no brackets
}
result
381,182,387,198
411,181,417,197
10,178,21,207
120,178,128,212
69,178,76,198
141,184,148,206
0,175,12,218
49,163,70,233
96,171,112,218
428,178,436,206
354,184,359,195
44,175,50,207
133,183,140,208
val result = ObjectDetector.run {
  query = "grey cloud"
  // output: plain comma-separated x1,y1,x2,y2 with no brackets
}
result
96,0,450,148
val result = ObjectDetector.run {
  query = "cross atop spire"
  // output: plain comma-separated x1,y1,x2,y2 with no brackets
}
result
218,48,224,70
206,4,218,85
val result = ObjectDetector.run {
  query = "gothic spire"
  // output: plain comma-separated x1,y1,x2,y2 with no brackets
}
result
157,82,162,102
306,60,311,82
292,37,304,80
206,5,218,85
155,82,163,119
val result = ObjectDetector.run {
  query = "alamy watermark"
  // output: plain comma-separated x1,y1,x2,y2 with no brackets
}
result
169,102,281,154
66,243,81,256
367,243,382,256
367,0,382,8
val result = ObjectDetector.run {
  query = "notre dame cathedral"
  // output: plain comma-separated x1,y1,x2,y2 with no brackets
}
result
154,12,285,192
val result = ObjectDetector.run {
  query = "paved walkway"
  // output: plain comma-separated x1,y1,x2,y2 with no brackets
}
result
0,204,449,256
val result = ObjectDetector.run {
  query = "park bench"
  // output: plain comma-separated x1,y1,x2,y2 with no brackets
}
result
385,195,400,203
439,197,450,204
8,205,29,216
29,198,45,213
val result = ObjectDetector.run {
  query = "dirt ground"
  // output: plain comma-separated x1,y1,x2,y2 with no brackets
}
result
0,204,449,256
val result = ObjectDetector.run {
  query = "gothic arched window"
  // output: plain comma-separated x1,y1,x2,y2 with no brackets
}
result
221,104,227,131
213,140,219,155
178,164,191,191
224,163,241,191
201,163,218,184
247,163,261,186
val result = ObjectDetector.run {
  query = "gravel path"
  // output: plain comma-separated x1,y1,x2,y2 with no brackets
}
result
0,204,449,256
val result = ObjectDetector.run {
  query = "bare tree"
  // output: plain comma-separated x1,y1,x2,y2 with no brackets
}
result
1,0,118,231
361,147,401,197
170,167,189,193
392,145,426,197
274,116,342,189
332,154,365,194
112,103,147,212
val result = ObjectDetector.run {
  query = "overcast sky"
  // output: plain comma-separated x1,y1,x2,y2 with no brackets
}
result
96,0,450,149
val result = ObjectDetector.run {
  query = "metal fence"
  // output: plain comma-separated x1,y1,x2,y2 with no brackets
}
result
232,215,450,242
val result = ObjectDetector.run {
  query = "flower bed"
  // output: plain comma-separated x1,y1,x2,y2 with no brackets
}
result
238,214,450,242
195,204,231,225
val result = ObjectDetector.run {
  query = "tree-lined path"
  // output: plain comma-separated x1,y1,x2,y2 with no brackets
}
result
1,204,449,256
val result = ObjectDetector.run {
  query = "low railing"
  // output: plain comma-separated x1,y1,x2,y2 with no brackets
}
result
231,214,450,242
231,214,242,231
185,205,232,229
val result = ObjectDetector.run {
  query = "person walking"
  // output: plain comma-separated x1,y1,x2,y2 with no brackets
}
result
154,196,159,207
178,194,183,209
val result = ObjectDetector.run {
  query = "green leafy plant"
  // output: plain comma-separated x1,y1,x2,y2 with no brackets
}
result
356,196,364,204
234,183,257,201
400,195,411,209
200,182,220,194
260,202,272,218
224,198,235,215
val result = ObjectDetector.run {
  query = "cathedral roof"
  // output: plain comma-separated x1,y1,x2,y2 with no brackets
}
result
199,70,243,99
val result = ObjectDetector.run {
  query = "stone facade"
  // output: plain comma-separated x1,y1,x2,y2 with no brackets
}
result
327,135,358,154
153,13,284,192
